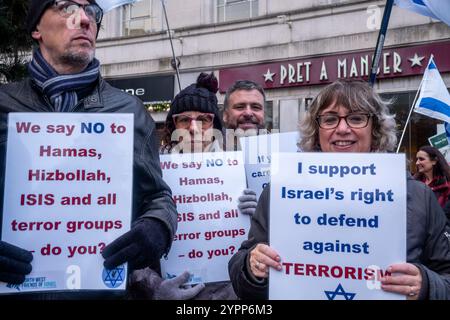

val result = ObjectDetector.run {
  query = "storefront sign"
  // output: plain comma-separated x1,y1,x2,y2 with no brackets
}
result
106,75,174,103
219,41,450,92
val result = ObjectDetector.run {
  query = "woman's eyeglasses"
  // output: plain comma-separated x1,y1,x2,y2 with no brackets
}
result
172,113,215,129
316,113,372,129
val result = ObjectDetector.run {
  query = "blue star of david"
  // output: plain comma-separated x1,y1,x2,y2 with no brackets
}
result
104,267,124,287
165,273,176,279
324,284,356,300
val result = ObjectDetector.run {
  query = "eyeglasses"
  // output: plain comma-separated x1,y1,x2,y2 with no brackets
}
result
172,113,215,128
53,0,103,24
316,113,372,129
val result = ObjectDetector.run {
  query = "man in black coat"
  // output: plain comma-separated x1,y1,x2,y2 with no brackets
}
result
0,0,177,298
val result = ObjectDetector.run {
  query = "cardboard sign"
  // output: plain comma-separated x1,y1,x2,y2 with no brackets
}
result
269,152,406,300
0,113,133,293
240,132,301,199
160,152,249,284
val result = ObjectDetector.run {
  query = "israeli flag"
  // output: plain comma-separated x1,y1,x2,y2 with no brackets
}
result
96,0,142,12
445,122,450,143
394,0,450,26
414,56,450,123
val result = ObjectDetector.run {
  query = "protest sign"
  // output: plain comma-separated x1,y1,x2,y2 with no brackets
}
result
428,132,449,149
269,152,406,300
0,113,133,293
430,125,450,162
240,132,300,199
160,152,249,284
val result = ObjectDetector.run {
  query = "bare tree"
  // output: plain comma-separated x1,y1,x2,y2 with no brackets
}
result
0,0,32,83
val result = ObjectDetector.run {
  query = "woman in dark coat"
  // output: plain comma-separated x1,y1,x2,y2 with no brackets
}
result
130,73,254,300
228,80,450,300
415,145,450,220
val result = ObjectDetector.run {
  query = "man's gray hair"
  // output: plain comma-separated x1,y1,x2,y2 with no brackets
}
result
223,80,266,109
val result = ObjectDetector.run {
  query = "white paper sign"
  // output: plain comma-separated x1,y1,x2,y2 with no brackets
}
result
240,132,300,199
160,152,249,284
269,152,407,300
0,113,133,293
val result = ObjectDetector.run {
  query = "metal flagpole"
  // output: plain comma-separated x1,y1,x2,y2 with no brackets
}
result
368,0,395,87
161,0,182,91
396,76,426,153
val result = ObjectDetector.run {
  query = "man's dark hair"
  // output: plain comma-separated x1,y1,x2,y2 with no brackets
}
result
223,80,266,110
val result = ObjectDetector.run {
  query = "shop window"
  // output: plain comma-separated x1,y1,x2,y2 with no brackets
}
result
123,0,153,36
382,92,442,173
155,122,166,148
304,97,314,111
271,100,280,131
217,0,259,23
265,101,274,131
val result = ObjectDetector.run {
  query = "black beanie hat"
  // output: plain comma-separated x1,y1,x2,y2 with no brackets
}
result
26,0,103,36
167,73,222,131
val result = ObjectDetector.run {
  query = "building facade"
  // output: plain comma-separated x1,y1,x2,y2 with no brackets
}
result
96,0,450,165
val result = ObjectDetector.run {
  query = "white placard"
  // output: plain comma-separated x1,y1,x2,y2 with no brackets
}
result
1,113,133,293
240,132,300,199
269,152,407,300
160,152,249,284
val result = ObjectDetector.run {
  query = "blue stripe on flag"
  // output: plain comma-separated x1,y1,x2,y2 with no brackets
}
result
412,0,425,6
445,122,450,137
419,97,450,118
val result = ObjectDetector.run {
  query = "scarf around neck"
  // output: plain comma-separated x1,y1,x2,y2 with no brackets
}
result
28,49,100,112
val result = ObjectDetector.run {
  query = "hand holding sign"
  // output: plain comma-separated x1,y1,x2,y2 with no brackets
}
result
380,263,422,300
154,271,205,300
0,240,33,284
249,243,282,279
102,218,168,270
238,189,258,216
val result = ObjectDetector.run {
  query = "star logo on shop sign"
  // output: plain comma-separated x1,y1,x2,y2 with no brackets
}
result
324,283,356,300
408,53,425,67
263,69,276,82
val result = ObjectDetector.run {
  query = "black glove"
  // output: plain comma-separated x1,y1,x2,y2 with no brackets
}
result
102,218,169,270
0,240,33,284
